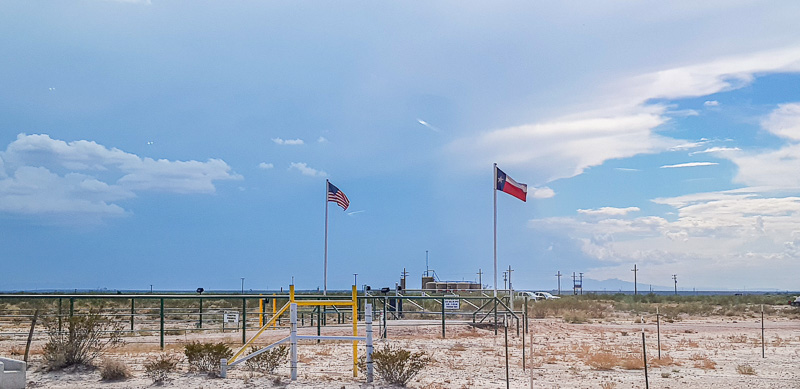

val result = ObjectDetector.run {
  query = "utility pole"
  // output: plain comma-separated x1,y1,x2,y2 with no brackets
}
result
400,268,408,290
672,274,678,295
503,271,508,290
579,273,584,295
572,272,577,295
425,250,429,277
241,277,245,295
631,264,638,295
555,271,562,295
477,269,483,289
507,265,514,310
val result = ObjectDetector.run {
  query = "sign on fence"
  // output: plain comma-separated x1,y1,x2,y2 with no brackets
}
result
444,299,460,310
223,311,240,324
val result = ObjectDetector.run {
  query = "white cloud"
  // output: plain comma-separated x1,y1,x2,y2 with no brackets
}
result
669,140,709,151
761,102,800,140
577,207,640,217
689,146,741,155
614,167,641,172
448,45,800,185
704,100,720,107
447,111,675,184
531,190,800,288
660,162,719,168
317,137,328,143
288,162,327,177
531,186,555,199
0,134,241,223
272,138,305,145
258,162,274,170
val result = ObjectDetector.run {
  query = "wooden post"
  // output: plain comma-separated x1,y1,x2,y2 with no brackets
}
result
130,298,135,332
441,297,446,339
761,305,765,358
656,306,661,359
242,298,247,344
24,310,39,363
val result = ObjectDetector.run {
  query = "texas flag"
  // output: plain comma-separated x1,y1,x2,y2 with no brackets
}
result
495,166,527,202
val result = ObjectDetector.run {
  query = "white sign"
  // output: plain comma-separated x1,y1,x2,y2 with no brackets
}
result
223,311,240,324
444,299,460,310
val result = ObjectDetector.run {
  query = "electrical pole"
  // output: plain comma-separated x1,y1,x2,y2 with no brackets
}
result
477,269,483,289
241,277,245,295
579,273,584,295
503,271,508,290
400,268,408,290
572,272,577,295
556,271,562,295
672,274,678,295
507,265,514,310
631,264,638,295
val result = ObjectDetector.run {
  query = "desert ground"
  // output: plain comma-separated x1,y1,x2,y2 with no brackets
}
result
1,301,799,388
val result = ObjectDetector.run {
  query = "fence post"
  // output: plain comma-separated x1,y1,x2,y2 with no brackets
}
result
69,297,74,318
290,303,298,381
366,303,373,383
58,298,63,333
642,331,649,389
656,306,661,359
160,298,165,350
761,304,765,358
441,297,446,339
242,298,247,345
130,298,135,332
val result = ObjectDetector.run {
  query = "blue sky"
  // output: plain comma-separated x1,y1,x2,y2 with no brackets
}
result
2,1,800,292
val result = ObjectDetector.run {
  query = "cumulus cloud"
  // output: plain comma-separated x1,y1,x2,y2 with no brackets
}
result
258,162,274,170
0,134,241,223
761,102,800,140
577,207,640,216
272,138,305,145
660,162,719,168
288,162,327,177
531,190,800,288
530,186,555,199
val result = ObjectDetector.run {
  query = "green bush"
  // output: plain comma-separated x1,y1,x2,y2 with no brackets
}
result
184,342,232,373
42,311,124,370
244,345,288,376
144,353,181,384
370,344,430,387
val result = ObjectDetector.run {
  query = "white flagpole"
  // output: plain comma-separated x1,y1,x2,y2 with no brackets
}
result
493,163,498,298
324,179,329,296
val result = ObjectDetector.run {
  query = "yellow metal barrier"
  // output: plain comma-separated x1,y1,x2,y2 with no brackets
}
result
228,284,360,377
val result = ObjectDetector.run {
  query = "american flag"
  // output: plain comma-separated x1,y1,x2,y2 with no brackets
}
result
327,181,349,210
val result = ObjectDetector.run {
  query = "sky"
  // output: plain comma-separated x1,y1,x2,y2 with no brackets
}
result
2,1,800,292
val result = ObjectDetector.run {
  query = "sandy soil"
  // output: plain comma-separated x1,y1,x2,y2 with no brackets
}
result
2,314,799,388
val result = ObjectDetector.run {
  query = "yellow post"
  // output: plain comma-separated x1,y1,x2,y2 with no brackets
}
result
352,285,358,377
259,296,264,327
272,294,277,329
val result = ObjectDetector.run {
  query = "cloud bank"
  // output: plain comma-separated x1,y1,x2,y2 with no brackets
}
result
0,134,241,223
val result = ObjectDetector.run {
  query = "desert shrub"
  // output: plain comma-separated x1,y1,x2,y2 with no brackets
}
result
369,343,430,386
184,342,232,373
42,311,124,370
244,345,288,375
690,353,716,370
736,364,756,375
585,351,617,370
144,353,181,384
100,358,131,381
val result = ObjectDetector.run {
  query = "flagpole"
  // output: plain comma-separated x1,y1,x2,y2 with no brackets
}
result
324,179,329,296
493,163,498,298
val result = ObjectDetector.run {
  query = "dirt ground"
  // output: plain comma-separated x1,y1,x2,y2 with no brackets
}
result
2,313,799,388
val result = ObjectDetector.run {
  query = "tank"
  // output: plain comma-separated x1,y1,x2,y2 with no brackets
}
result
421,276,435,289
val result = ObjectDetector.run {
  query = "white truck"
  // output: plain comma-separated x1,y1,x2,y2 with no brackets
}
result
790,296,800,307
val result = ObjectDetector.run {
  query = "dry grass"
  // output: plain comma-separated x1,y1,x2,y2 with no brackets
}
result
736,364,756,375
690,353,716,370
585,351,618,370
100,358,131,381
600,382,617,389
